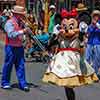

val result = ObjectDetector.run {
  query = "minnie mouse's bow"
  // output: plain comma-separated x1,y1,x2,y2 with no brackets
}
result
61,8,78,18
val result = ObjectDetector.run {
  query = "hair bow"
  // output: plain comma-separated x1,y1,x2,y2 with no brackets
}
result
61,8,78,18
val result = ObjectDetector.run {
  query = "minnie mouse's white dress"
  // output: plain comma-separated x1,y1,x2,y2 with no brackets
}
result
43,37,98,87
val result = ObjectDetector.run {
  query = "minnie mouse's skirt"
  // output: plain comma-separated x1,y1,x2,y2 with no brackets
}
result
43,50,98,87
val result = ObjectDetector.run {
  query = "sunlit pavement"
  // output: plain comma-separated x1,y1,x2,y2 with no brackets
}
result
0,36,100,100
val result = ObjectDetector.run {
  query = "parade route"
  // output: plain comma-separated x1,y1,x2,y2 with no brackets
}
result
0,41,100,100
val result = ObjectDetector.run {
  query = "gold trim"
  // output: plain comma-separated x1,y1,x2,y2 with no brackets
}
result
43,73,98,88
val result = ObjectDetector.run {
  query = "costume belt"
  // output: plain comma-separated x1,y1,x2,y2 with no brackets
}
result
58,48,80,52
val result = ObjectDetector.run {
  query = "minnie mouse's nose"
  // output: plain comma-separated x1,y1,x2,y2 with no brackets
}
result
65,29,68,33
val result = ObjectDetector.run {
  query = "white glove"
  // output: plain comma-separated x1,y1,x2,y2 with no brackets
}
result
79,21,88,33
96,20,100,29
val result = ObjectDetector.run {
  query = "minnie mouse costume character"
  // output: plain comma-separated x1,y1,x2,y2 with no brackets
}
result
43,9,98,100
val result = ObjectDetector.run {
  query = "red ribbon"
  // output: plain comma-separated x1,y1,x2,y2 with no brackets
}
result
61,8,78,18
58,48,79,52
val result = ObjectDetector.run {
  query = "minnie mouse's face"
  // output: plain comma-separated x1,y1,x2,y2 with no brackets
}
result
60,18,79,38
68,18,78,30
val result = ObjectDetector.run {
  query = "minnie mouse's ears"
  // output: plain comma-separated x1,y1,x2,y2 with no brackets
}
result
78,11,91,25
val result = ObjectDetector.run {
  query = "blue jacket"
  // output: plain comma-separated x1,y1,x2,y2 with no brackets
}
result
87,23,100,45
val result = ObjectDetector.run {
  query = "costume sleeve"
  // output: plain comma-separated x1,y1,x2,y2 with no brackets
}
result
95,28,100,33
96,20,100,29
87,24,96,34
4,21,24,38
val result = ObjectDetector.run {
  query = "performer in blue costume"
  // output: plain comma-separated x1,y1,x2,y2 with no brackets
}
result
85,10,100,79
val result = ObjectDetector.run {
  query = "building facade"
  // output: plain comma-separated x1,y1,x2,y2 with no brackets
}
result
0,0,100,12
25,0,100,13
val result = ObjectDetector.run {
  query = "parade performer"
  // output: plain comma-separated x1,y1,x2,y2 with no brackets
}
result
85,10,100,79
43,11,98,100
1,5,30,91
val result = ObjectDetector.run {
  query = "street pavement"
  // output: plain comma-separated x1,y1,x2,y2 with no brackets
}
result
0,42,100,100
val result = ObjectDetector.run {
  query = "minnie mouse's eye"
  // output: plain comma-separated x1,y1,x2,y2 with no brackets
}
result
69,24,74,29
63,24,67,30
63,24,66,27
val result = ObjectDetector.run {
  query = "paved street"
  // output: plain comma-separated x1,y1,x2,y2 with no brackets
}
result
0,41,100,100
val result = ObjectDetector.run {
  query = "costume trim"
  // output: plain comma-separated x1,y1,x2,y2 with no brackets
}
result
43,72,98,88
